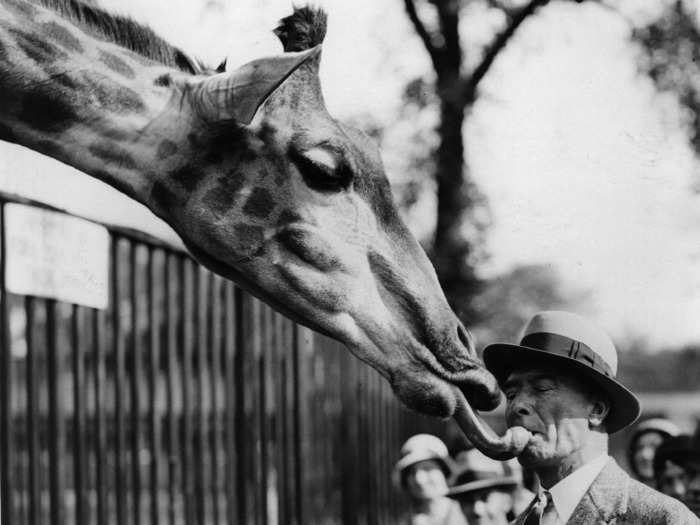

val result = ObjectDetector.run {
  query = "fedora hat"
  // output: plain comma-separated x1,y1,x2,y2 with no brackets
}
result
482,311,641,434
447,449,519,497
393,434,453,488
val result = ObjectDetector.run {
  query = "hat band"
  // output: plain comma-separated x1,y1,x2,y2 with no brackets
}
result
520,332,614,378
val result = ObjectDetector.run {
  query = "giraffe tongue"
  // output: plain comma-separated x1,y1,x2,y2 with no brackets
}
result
452,388,532,461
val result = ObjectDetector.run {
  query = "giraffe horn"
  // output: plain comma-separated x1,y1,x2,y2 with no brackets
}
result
194,46,321,125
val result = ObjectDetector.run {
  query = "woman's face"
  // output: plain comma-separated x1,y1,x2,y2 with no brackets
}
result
404,459,449,501
633,431,665,479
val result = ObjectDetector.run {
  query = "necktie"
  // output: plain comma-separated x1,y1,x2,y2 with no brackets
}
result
524,491,560,525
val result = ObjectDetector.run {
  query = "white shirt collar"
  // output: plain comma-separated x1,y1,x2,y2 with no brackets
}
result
545,454,608,523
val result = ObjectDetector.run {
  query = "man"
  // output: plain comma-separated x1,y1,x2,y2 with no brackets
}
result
447,448,530,525
482,311,698,524
654,429,700,516
394,434,468,525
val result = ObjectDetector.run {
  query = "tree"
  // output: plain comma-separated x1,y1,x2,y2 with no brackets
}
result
402,0,585,320
632,0,700,191
469,263,590,350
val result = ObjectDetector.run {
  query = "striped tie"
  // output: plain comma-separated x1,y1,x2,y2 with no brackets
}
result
524,491,560,525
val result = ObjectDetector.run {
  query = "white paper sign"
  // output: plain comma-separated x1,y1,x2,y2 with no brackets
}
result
5,203,109,309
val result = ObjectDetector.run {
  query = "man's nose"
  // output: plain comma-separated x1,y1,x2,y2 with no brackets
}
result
506,392,533,422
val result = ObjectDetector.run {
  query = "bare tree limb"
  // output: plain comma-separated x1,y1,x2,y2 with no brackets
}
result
404,0,442,71
463,0,549,102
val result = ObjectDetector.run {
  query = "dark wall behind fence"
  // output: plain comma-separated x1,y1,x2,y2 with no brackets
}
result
0,195,452,525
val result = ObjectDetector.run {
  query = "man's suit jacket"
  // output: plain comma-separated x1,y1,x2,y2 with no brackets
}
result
512,458,699,525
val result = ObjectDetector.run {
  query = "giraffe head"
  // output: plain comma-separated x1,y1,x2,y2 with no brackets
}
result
161,7,501,421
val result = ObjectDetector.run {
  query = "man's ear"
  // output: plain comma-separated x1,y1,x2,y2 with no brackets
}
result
588,398,610,429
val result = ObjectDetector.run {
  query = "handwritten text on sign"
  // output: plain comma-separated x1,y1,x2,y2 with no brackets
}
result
5,204,109,309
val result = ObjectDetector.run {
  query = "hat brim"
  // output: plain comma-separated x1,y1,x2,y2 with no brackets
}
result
482,343,641,434
448,476,518,497
394,452,452,478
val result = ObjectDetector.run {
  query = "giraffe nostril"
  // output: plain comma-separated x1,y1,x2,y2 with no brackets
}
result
457,323,475,354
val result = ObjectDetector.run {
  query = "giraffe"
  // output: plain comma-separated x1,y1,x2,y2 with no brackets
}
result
0,0,530,458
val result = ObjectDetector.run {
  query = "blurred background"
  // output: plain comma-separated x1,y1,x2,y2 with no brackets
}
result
2,0,700,522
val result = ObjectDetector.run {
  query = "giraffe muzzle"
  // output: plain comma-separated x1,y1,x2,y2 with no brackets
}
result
452,388,533,461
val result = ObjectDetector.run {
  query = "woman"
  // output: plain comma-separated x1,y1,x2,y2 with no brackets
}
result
627,418,680,486
395,434,468,525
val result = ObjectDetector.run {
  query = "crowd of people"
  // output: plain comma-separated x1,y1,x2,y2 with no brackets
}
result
394,311,700,524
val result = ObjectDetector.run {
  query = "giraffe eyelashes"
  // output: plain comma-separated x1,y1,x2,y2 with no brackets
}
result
289,147,354,193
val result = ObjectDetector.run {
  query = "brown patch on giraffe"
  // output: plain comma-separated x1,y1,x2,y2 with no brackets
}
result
150,180,182,212
242,187,275,219
41,21,83,53
82,74,144,114
35,139,64,159
202,171,247,216
276,209,302,226
0,122,18,144
92,169,138,197
233,224,265,256
99,50,135,79
157,140,177,160
170,163,208,191
19,84,78,132
4,0,37,18
154,74,171,87
88,142,138,171
9,28,68,65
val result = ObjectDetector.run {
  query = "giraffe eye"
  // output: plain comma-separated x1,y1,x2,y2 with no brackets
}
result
290,147,353,193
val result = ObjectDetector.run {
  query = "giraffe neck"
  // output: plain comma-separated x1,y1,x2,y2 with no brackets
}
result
0,0,198,218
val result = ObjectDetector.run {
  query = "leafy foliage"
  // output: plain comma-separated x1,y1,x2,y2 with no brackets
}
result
633,0,700,190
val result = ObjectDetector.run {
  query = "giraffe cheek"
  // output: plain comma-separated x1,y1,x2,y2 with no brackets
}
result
277,228,341,273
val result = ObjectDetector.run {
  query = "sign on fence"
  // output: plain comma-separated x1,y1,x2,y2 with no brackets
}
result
4,203,109,309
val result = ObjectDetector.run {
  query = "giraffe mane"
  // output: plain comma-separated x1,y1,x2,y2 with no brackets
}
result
37,0,207,74
273,5,327,52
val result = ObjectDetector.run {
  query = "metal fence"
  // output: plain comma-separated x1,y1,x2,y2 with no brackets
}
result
0,195,449,525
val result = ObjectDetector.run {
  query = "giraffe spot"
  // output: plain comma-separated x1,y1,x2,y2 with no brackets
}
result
92,169,138,197
0,122,17,143
19,85,77,132
4,0,37,18
233,224,264,256
35,139,63,159
150,180,181,212
41,22,83,53
257,122,277,143
202,171,246,216
154,74,171,87
157,140,177,160
88,142,137,171
187,133,203,149
82,74,144,114
170,163,207,191
9,28,67,65
242,187,274,219
276,209,302,226
99,50,135,79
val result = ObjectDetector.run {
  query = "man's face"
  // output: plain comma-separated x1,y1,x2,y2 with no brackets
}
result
683,458,700,516
404,459,449,501
503,365,598,468
657,459,687,501
457,488,512,525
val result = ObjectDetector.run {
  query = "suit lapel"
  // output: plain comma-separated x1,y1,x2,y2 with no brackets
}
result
568,458,629,524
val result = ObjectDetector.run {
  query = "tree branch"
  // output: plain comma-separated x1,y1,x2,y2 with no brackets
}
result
464,0,549,101
404,0,441,71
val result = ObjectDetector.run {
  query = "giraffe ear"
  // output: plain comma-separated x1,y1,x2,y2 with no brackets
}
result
194,46,321,125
